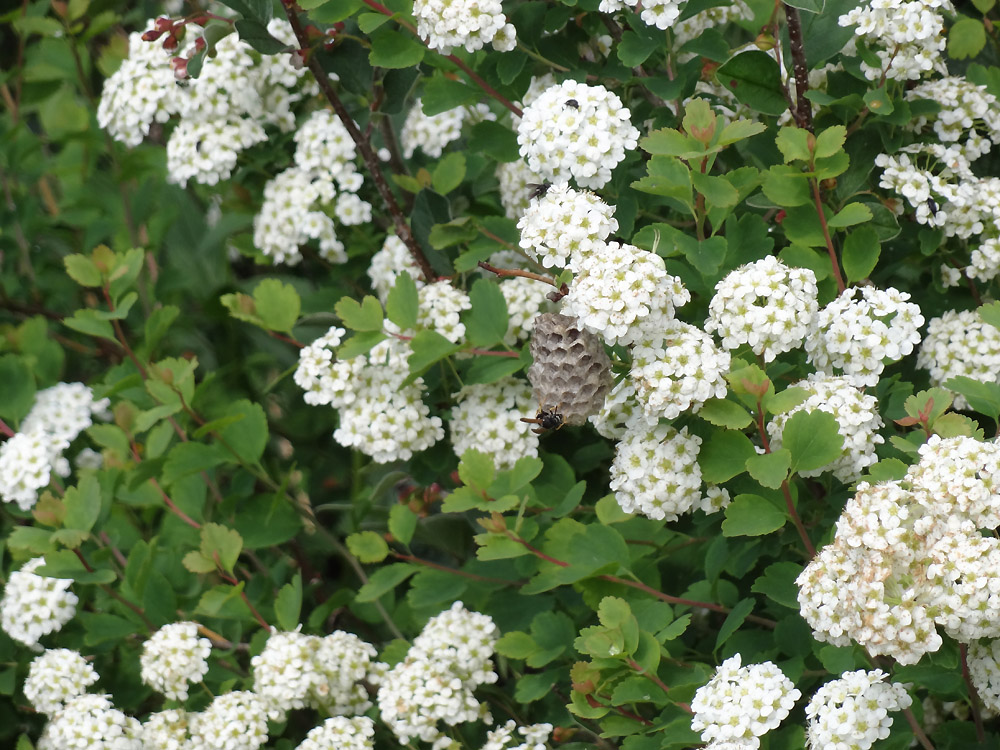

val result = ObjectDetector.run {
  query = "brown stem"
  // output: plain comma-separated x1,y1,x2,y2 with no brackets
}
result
783,4,813,131
283,6,436,284
392,552,518,584
478,261,560,287
781,479,816,558
810,179,846,294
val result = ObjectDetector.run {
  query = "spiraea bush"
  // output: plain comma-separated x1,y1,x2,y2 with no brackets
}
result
6,0,1000,748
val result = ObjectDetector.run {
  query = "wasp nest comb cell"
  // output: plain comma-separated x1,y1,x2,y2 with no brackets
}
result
524,312,613,434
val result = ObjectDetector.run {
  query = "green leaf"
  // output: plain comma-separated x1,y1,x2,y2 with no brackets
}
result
232,493,302,549
64,310,116,341
386,272,419,331
463,355,525,384
497,631,539,659
215,399,268,465
783,410,844,475
745,450,791,489
0,355,35,424
142,305,180,356
234,18,286,54
467,121,520,162
722,494,787,536
618,29,659,66
217,0,272,22
944,376,1000,420
785,0,824,11
80,612,139,646
356,562,418,602
862,85,894,116
715,598,755,650
195,582,251,619
813,125,846,158
465,279,509,348
432,152,466,195
641,128,701,158
335,295,384,332
458,449,495,491
775,127,812,162
37,550,116,584
751,562,802,609
369,27,425,67
762,165,812,207
699,429,756,483
763,387,809,415
358,11,392,32
827,202,872,229
842,225,880,282
252,279,300,334
631,156,694,208
337,331,387,360
948,17,987,60
406,329,461,380
199,523,243,574
781,205,828,247
274,574,302,632
717,119,767,146
979,301,1000,330
64,254,102,287
162,441,227,486
697,399,752,429
691,171,739,208
421,75,478,115
389,504,418,546
428,217,478,250
62,474,102,536
347,531,389,563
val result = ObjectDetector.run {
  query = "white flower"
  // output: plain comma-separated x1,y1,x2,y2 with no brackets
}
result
402,99,494,159
968,640,1000,712
413,0,514,53
516,80,639,189
517,182,618,271
296,716,376,750
805,670,912,750
839,0,952,81
805,285,923,387
917,309,1000,409
141,709,192,750
140,621,212,701
497,160,546,220
0,557,78,649
38,694,142,750
24,649,99,716
189,691,268,750
705,256,818,362
691,654,801,748
368,234,427,303
450,379,539,470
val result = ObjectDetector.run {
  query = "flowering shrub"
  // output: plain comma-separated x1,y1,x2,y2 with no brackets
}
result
7,0,1000,748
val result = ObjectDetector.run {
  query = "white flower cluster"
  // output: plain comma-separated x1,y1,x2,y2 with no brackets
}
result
516,80,640,189
705,256,818,363
0,382,108,511
376,602,498,749
630,320,731,421
141,708,191,750
450,379,539,470
297,716,376,750
98,19,314,186
295,332,444,463
517,183,618,271
838,0,952,81
140,621,212,701
673,0,753,53
482,720,553,750
189,690,269,750
563,241,691,346
499,277,552,346
804,285,923,387
690,654,801,748
804,670,912,750
24,648,99,716
402,99,494,159
589,379,644,440
251,628,379,721
599,0,684,30
253,109,371,266
496,160,545,220
766,373,884,483
917,309,1000,408
37,693,143,750
413,0,515,53
968,640,1000,712
0,557,78,648
368,234,427,303
610,423,727,521
797,436,1000,663
907,77,1000,159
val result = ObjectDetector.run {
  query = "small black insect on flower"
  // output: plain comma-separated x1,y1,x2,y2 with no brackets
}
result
564,99,579,109
528,181,552,200
927,197,939,215
520,406,565,435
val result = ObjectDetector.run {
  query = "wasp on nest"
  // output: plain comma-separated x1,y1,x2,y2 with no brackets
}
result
523,313,613,434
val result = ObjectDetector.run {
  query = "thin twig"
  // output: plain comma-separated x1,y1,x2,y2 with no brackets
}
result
783,4,813,131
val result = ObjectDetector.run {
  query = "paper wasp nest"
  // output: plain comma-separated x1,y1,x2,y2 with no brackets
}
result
526,313,613,429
